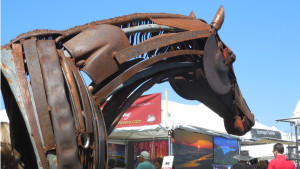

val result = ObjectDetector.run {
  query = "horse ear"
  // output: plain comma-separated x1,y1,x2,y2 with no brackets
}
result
211,5,225,32
189,11,196,19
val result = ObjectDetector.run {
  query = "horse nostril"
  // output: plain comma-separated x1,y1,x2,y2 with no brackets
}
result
231,53,236,63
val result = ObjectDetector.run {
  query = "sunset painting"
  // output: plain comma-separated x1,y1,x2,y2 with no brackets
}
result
108,143,126,167
173,129,213,169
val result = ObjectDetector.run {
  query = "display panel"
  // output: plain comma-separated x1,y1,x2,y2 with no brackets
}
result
173,129,213,169
134,140,168,161
213,136,238,165
108,143,126,168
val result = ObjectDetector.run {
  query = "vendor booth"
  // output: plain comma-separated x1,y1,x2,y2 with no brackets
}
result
107,93,242,169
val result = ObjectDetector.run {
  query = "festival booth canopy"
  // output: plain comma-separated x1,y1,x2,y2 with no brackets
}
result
108,93,294,160
109,93,240,142
109,93,290,142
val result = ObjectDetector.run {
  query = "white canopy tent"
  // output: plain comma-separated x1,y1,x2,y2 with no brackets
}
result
0,109,9,123
109,100,293,161
109,100,240,142
291,99,300,125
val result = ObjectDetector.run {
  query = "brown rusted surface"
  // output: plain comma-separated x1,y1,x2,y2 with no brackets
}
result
203,35,231,95
12,43,49,169
23,38,56,151
211,6,225,33
150,18,210,31
115,29,210,64
58,50,86,131
65,58,93,133
37,40,82,169
1,7,255,169
11,13,196,45
12,30,62,43
63,24,130,84
94,50,204,104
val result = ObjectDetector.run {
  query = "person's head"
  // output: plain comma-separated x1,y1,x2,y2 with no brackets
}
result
249,158,258,165
273,143,284,157
256,160,267,169
154,157,163,169
137,151,150,162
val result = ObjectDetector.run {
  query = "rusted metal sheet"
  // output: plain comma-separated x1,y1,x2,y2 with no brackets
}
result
63,24,130,84
114,29,210,64
94,50,204,104
12,44,49,169
37,40,82,169
204,35,231,95
23,39,55,151
150,18,210,31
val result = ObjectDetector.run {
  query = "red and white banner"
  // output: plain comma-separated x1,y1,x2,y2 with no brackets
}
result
116,93,161,128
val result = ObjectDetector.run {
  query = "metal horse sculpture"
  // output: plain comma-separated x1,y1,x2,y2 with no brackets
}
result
1,6,254,169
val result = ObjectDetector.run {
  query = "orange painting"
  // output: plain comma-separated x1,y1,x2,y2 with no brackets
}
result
173,129,213,169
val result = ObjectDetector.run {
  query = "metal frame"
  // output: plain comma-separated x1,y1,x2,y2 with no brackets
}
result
276,117,300,169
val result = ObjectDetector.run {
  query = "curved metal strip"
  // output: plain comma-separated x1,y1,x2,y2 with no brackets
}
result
104,67,195,135
58,50,86,132
150,18,210,31
94,50,203,103
65,13,197,33
114,30,210,63
102,82,142,134
107,75,163,134
122,24,177,35
68,59,94,133
86,89,107,169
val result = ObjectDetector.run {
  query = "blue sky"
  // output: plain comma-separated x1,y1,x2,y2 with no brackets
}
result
1,1,300,133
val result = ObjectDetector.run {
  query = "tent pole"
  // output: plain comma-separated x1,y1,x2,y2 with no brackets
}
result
165,89,169,119
165,88,173,156
295,125,299,169
168,130,173,156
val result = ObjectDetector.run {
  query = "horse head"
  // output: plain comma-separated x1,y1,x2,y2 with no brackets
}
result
1,6,254,169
